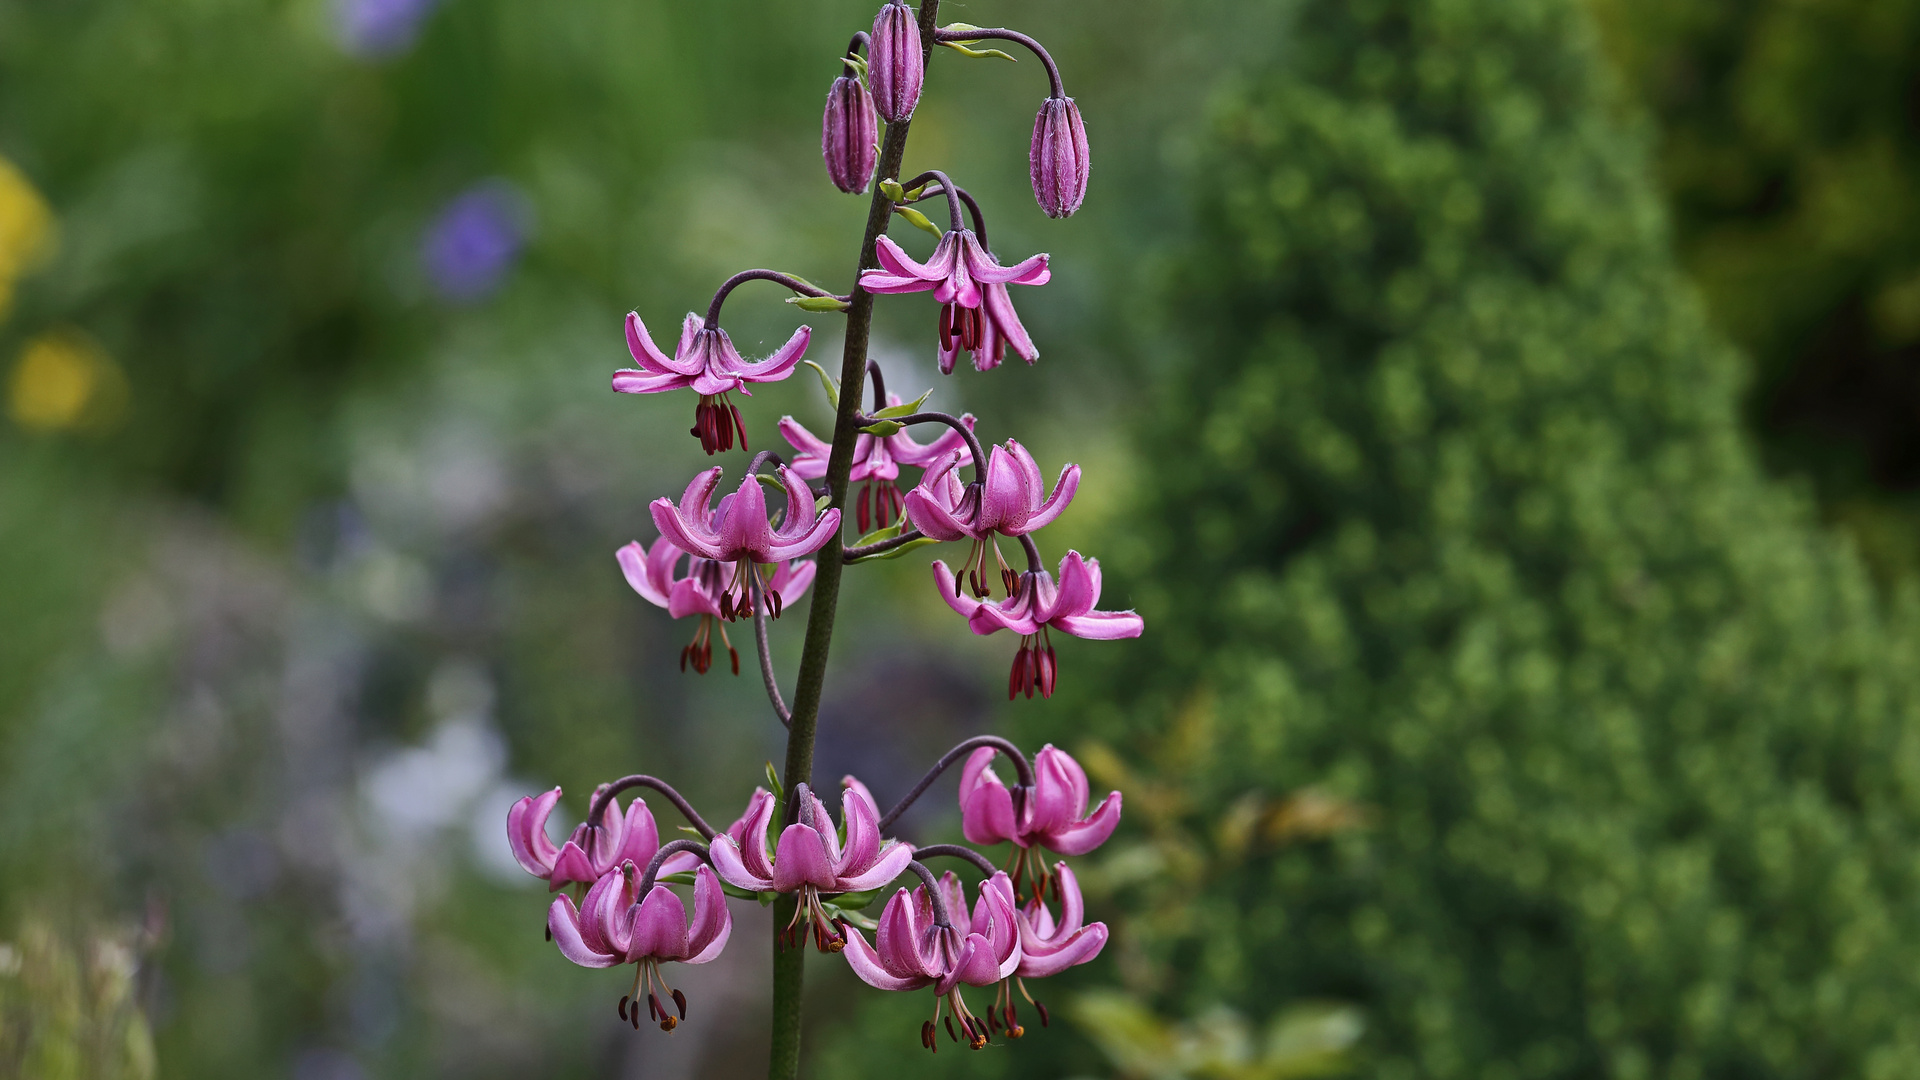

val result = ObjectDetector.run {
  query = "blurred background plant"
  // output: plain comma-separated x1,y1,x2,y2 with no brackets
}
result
7,0,1920,1077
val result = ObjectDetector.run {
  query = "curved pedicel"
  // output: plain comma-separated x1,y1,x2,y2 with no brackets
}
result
635,838,715,896
897,172,990,248
589,776,718,840
905,859,952,929
931,26,1065,97
842,528,928,562
877,735,1032,833
705,269,848,329
750,569,793,727
913,843,999,877
856,410,989,483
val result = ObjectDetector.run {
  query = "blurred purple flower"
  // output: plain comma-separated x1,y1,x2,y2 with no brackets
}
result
338,0,441,58
421,182,531,303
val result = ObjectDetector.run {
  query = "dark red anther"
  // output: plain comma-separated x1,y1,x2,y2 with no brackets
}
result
544,924,551,942
1036,1001,1050,1028
921,1020,935,1050
769,589,783,619
631,1004,640,1030
939,304,956,351
1038,644,1058,698
945,1015,959,1043
1008,647,1033,700
670,988,687,1020
729,645,740,676
618,995,629,1022
729,401,749,452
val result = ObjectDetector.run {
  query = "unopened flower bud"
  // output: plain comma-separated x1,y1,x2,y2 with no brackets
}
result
1029,97,1090,219
869,1,923,123
822,74,878,194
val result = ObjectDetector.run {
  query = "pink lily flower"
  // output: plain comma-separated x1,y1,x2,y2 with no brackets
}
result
617,536,816,674
840,870,1023,1050
907,439,1079,601
1013,860,1107,978
859,231,1049,374
957,744,1121,861
934,550,1143,698
509,787,700,892
547,862,732,1031
613,311,812,455
650,467,840,605
779,398,975,534
708,781,915,952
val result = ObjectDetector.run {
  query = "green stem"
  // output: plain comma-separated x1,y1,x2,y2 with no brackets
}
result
766,2,940,1077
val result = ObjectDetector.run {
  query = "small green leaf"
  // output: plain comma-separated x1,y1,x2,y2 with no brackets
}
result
765,761,782,795
878,178,906,202
677,825,705,839
840,54,869,79
859,419,903,437
815,494,833,512
938,21,986,33
818,903,879,931
847,535,940,564
756,472,787,492
828,888,883,912
851,522,905,548
871,387,933,419
895,205,942,238
801,360,840,408
939,40,1017,62
786,294,850,313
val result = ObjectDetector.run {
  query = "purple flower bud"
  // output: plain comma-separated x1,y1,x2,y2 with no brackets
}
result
422,180,531,302
822,74,878,195
1030,97,1090,219
868,2,923,124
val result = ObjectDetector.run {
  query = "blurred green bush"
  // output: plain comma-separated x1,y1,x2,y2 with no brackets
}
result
1027,0,1920,1076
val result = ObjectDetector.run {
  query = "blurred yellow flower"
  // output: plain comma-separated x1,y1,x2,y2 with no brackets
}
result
0,154,55,318
7,329,128,433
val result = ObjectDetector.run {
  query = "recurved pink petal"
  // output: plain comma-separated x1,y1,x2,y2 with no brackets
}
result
1017,463,1079,535
1053,610,1145,640
1031,747,1090,833
874,235,940,282
684,866,734,963
945,932,1002,989
1049,552,1100,620
1017,921,1106,978
764,507,840,562
627,885,691,962
549,841,598,890
978,442,1036,533
652,500,724,562
958,749,1020,846
734,326,812,384
770,466,822,546
772,823,837,892
768,559,816,606
932,562,989,623
842,923,932,991
626,311,702,377
580,868,634,956
731,788,778,881
905,486,970,543
507,788,563,878
982,283,1038,362
549,895,620,969
716,474,775,561
1043,790,1122,856
778,416,833,479
614,797,662,872
966,597,1043,638
667,576,722,620
833,839,914,892
875,887,938,981
612,369,695,394
888,410,974,468
835,782,882,876
963,239,1052,287
707,833,774,892
549,891,622,968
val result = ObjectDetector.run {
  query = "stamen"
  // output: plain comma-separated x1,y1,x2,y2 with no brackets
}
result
671,988,687,1021
618,995,629,1022
944,1015,959,1043
544,924,551,942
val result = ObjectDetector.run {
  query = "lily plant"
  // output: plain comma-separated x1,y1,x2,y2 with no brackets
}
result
507,4,1138,1075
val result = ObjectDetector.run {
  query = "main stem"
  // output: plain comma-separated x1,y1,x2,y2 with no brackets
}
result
767,2,939,1076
